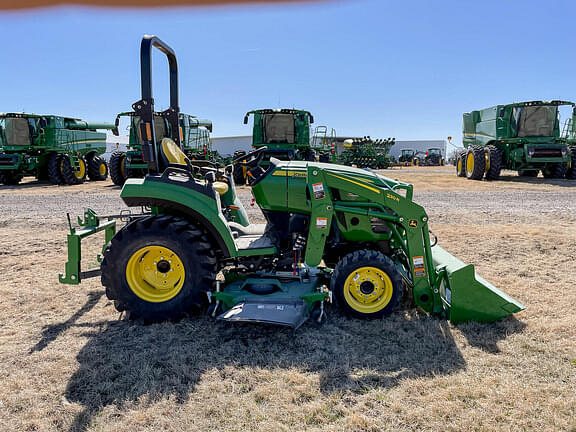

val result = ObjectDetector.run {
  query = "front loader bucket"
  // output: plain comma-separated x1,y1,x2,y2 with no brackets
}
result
431,245,525,324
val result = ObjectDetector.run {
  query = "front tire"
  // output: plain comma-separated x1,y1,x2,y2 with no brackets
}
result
109,151,128,186
101,215,217,321
465,146,485,180
485,145,502,180
331,250,402,319
47,153,65,185
88,156,108,181
61,154,87,185
566,148,576,179
542,163,566,179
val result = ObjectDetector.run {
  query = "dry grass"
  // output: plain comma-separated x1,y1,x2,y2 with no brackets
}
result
0,168,575,432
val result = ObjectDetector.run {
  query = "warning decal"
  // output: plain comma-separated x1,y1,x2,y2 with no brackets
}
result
412,256,426,277
312,182,326,199
316,217,328,229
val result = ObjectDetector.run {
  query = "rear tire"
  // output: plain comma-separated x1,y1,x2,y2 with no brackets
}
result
1,170,22,185
331,250,402,319
109,151,128,186
60,155,86,185
88,156,108,181
47,153,64,185
485,145,502,180
465,146,485,180
456,151,466,177
101,215,217,322
565,147,576,179
542,163,566,179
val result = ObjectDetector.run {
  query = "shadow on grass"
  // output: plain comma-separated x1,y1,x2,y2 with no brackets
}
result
55,303,524,432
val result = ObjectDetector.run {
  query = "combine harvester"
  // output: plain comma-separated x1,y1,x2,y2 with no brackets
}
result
59,36,524,327
457,100,576,180
109,111,214,185
0,113,114,185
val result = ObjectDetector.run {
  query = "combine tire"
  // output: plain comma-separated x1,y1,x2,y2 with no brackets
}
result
109,151,128,186
485,145,502,180
565,148,576,179
47,153,65,185
101,215,217,322
518,170,538,177
60,155,86,185
88,156,108,181
542,163,566,179
1,171,23,185
456,151,466,177
465,146,485,180
331,250,402,319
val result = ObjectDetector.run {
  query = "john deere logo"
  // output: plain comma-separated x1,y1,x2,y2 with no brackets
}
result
409,219,418,228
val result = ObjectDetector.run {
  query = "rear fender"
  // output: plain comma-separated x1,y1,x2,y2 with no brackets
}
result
120,177,238,257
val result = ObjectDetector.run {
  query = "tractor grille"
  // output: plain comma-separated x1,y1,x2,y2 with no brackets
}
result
0,155,18,166
529,147,563,158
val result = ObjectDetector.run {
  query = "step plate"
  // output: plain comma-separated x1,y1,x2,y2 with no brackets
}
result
217,301,309,329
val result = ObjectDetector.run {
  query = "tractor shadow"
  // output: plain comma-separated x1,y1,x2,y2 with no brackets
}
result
57,301,525,432
496,174,576,187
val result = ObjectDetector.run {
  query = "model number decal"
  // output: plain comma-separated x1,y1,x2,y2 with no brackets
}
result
386,193,399,202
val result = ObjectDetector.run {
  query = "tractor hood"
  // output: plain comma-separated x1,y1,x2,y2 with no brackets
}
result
277,160,414,200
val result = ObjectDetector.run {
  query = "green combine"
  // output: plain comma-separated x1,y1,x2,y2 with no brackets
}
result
457,100,576,180
0,113,114,185
109,112,214,186
59,36,524,328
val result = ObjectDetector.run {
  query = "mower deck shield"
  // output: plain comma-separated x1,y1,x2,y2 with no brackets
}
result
432,245,525,323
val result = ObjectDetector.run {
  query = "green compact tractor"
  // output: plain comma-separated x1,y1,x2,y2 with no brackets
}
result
59,36,524,328
109,111,215,186
0,113,114,185
338,136,395,169
457,100,576,180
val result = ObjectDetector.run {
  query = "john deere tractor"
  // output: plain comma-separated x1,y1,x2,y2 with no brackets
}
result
0,113,113,185
398,148,418,166
422,147,445,166
109,111,214,186
59,36,524,328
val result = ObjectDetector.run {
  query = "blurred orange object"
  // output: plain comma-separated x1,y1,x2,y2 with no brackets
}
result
0,0,320,9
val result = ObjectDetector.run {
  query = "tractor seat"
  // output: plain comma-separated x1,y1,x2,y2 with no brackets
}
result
160,138,229,195
228,222,267,236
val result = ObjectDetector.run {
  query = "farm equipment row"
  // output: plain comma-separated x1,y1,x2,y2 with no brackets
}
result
59,35,524,330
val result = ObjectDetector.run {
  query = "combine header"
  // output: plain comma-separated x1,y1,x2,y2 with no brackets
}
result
0,113,114,185
59,35,524,328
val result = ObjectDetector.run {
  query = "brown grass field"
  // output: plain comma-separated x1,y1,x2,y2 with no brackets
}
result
0,166,575,431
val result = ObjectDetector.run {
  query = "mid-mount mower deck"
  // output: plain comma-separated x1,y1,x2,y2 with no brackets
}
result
59,35,524,329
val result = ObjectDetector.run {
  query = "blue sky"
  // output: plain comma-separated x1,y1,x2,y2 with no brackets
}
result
1,0,575,150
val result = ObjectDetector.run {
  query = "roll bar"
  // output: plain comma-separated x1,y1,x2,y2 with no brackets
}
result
131,35,180,174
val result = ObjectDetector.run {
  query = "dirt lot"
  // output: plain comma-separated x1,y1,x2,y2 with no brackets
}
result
0,166,574,432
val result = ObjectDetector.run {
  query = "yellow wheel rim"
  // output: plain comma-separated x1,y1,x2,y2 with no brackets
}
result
74,158,86,179
99,162,107,176
485,151,490,173
125,245,185,303
457,159,462,173
343,266,394,314
466,152,474,176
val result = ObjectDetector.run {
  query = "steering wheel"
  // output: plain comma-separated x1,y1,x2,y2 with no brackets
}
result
231,147,267,168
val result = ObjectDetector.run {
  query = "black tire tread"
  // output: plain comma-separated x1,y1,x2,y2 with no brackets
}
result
61,155,86,185
331,249,403,319
485,145,502,180
47,153,64,185
466,146,485,180
88,155,108,181
109,151,127,186
101,215,217,321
